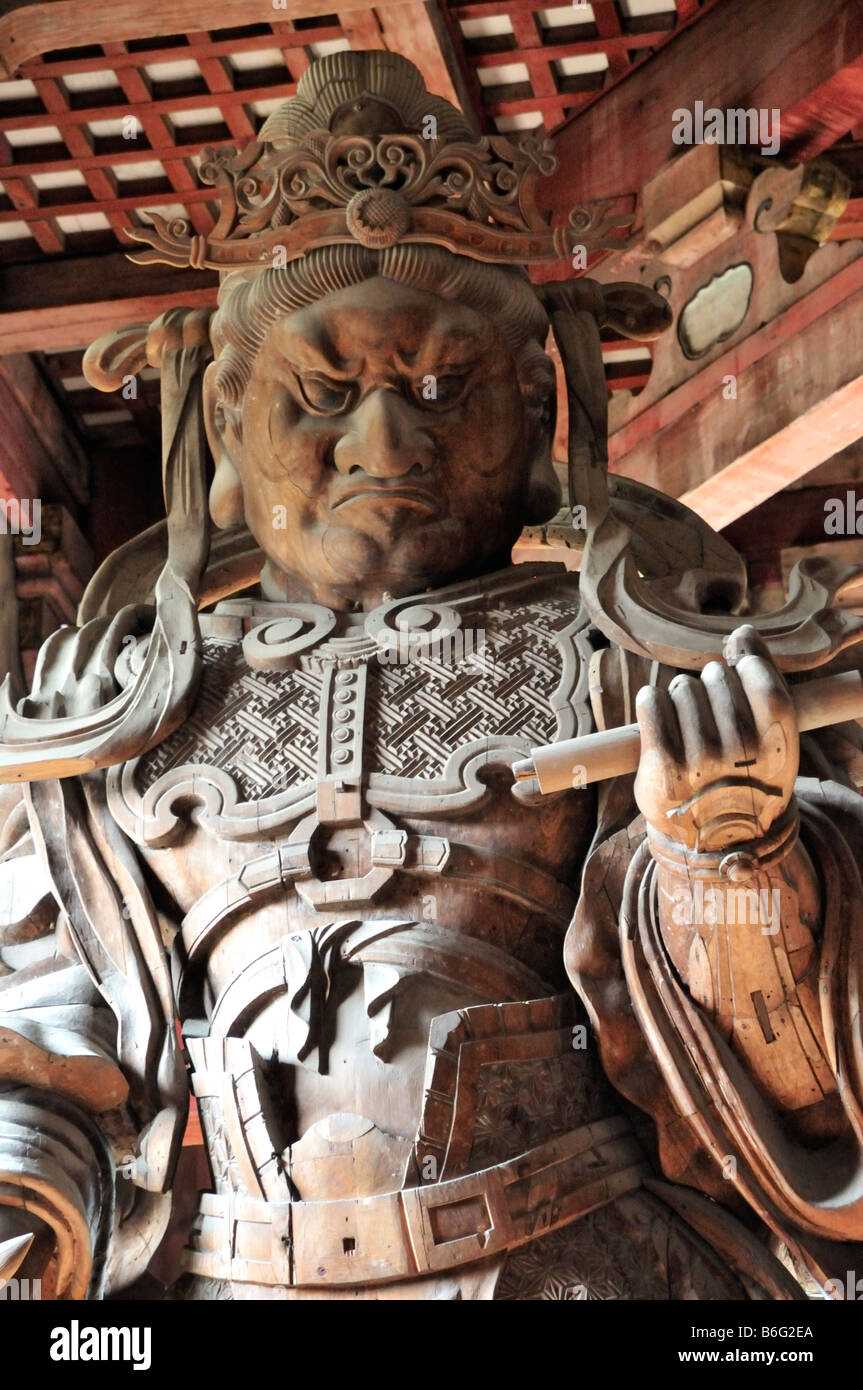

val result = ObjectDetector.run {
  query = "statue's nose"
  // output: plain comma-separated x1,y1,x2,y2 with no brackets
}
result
333,388,436,478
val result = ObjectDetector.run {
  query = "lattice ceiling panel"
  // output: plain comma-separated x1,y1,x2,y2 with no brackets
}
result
444,0,701,134
0,17,349,262
0,1,708,264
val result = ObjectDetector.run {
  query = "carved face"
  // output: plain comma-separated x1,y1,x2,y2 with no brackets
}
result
205,277,554,609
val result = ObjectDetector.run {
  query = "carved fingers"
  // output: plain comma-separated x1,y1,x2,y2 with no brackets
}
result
634,625,798,849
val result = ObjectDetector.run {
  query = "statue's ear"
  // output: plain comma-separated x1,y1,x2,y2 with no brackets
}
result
523,359,560,525
203,361,245,529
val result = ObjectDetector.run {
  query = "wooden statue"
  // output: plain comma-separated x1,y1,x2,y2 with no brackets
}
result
0,50,861,1301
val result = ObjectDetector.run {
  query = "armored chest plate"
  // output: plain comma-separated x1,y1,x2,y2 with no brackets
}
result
111,563,595,846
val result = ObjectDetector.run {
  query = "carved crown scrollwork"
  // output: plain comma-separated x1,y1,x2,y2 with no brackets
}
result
125,128,630,272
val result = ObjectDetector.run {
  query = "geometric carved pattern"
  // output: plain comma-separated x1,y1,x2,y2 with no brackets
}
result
195,1094,239,1194
135,584,585,803
368,595,578,779
469,1049,617,1172
493,1193,745,1301
136,636,323,799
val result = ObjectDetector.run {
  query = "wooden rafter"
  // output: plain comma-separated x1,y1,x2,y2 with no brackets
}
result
451,0,705,131
0,7,479,259
0,250,218,352
540,0,863,213
0,0,408,78
0,1,722,267
0,352,88,504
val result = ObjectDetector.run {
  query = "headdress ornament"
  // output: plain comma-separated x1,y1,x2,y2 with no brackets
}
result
124,50,629,273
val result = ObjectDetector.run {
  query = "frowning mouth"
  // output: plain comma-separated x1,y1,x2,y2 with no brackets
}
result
332,484,438,512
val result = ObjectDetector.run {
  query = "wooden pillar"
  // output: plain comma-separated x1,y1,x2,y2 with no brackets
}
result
0,354,93,677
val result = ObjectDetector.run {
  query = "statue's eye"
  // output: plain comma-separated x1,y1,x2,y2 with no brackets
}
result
296,374,355,414
413,373,469,410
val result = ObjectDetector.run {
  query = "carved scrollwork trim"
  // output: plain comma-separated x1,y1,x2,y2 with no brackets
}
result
124,129,632,273
107,761,316,849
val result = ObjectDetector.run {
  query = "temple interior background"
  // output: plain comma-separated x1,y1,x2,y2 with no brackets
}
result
1,0,863,1280
3,1,863,664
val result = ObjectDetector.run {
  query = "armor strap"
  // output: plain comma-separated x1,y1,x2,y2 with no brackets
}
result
184,1115,648,1288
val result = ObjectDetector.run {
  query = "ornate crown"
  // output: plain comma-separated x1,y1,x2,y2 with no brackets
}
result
124,51,630,273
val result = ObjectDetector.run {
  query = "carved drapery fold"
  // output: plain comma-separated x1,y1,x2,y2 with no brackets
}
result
566,771,863,1290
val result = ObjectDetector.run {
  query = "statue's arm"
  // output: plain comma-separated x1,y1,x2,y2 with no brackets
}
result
631,624,833,1121
567,627,863,1266
625,624,863,1255
0,778,183,1299
0,784,123,1298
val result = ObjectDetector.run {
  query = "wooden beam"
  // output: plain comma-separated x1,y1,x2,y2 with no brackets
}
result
609,260,863,532
19,25,345,78
678,373,863,531
592,0,629,83
0,177,216,228
0,79,299,135
780,57,863,161
0,133,264,183
469,30,683,67
539,0,863,214
375,2,469,121
0,0,415,79
611,256,863,460
102,39,214,237
0,252,218,353
484,90,592,118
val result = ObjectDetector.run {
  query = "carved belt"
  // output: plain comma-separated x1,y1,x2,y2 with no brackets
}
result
179,830,576,963
184,1116,648,1288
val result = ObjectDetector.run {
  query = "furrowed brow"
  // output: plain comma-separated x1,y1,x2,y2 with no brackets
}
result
397,331,485,374
278,330,361,380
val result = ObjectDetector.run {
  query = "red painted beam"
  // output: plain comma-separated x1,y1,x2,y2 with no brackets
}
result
611,255,863,463
0,250,218,353
540,0,863,215
608,257,863,531
780,55,863,160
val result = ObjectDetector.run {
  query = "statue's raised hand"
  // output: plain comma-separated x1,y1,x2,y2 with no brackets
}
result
633,625,799,854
